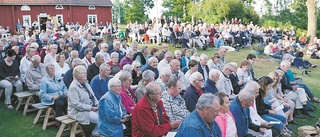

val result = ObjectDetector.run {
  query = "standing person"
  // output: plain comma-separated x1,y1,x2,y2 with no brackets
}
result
98,78,129,137
131,82,181,137
0,49,23,109
176,94,222,137
40,63,67,124
68,65,99,137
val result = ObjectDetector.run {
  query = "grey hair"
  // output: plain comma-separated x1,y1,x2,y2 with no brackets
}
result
148,57,158,64
145,81,160,96
30,42,39,49
95,52,104,60
71,58,83,68
119,71,132,83
200,54,208,60
126,49,134,55
196,94,219,110
238,88,256,101
99,63,111,71
209,69,220,77
174,50,182,55
132,60,141,68
159,68,171,77
113,40,121,46
108,78,121,90
280,60,291,68
123,64,133,72
244,80,260,91
110,52,119,58
73,65,86,80
131,41,138,46
31,55,41,62
167,78,180,88
189,72,202,83
164,51,173,58
142,70,155,81
45,63,55,72
282,54,294,62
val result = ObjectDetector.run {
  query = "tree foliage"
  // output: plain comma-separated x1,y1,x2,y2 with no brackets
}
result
162,0,188,21
188,0,259,24
122,0,154,24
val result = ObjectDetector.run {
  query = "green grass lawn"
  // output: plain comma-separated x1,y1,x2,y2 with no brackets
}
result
1,43,319,137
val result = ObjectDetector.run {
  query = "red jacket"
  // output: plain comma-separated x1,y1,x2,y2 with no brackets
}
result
132,96,172,137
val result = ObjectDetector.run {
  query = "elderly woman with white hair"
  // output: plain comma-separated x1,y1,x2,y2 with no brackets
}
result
141,56,159,79
81,48,95,68
114,64,133,79
135,70,155,101
120,49,135,68
68,65,99,137
98,78,129,137
108,52,121,76
131,60,142,85
119,71,137,114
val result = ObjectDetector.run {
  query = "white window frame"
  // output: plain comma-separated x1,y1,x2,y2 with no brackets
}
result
88,5,96,10
22,15,31,27
55,5,63,10
21,5,31,11
87,14,97,24
56,14,63,24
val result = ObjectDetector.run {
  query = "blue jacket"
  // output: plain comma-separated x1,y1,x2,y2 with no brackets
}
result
90,74,110,100
98,91,127,137
142,64,159,79
204,79,218,94
180,57,189,73
183,84,202,112
79,45,88,59
198,63,209,80
176,110,221,137
230,97,260,137
40,74,67,105
63,68,73,88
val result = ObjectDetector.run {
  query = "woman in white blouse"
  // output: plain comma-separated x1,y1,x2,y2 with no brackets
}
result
55,53,69,77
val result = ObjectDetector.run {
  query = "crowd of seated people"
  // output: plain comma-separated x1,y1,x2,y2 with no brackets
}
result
1,17,320,137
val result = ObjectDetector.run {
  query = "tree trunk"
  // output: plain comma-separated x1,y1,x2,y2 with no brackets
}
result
306,0,317,39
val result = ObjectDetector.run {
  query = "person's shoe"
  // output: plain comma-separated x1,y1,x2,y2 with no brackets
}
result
288,120,299,125
293,111,304,119
302,111,315,118
6,104,14,109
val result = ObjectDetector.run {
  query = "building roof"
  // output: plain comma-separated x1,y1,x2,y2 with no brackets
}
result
0,0,113,6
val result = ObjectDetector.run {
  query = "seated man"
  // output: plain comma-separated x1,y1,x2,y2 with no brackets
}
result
204,69,220,94
230,87,268,137
135,70,155,101
0,49,23,109
25,55,46,92
131,82,181,136
156,68,171,94
63,58,83,88
87,53,105,83
40,63,68,118
177,94,221,136
162,78,190,122
183,72,204,112
216,62,237,99
90,63,111,100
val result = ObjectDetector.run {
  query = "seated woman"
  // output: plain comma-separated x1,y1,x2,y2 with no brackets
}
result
236,60,251,89
108,52,121,76
40,63,67,126
54,53,70,77
282,54,320,103
214,92,237,137
82,48,95,68
185,60,198,86
207,53,222,70
68,65,99,137
135,70,155,101
181,48,190,73
257,76,289,136
131,60,142,85
269,70,297,125
0,49,23,109
98,78,129,137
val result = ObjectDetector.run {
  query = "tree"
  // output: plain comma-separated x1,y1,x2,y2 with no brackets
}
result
306,0,317,38
122,0,154,24
162,0,187,21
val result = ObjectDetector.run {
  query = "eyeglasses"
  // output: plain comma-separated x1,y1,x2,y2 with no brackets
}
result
226,68,233,72
196,79,204,82
153,92,162,96
126,79,133,82
135,66,141,68
215,56,220,58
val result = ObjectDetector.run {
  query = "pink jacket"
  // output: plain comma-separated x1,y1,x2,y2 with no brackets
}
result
215,111,236,137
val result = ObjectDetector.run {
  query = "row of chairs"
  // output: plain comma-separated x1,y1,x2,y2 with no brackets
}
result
1,90,85,137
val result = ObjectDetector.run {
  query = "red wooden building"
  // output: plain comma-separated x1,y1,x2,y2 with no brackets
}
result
0,0,113,33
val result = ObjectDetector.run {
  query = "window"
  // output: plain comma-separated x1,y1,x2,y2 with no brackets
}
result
88,5,95,10
22,15,31,28
88,14,97,24
21,5,31,11
55,5,63,10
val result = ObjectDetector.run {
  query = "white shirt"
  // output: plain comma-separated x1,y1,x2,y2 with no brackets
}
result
44,54,56,65
54,62,70,76
157,59,170,70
